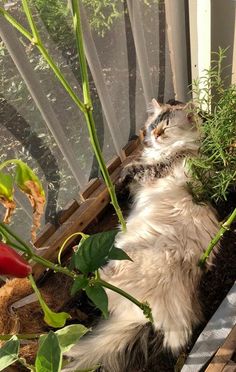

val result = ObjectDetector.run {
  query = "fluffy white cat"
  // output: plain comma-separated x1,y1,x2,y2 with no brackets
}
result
64,99,219,372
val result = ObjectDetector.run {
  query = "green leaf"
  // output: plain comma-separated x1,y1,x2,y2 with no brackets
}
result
39,325,89,354
57,324,89,353
108,247,133,262
0,172,14,200
74,230,118,274
35,331,62,372
15,161,44,196
29,275,71,328
43,305,71,329
0,336,19,371
69,234,89,270
85,284,108,318
15,160,45,240
71,276,89,296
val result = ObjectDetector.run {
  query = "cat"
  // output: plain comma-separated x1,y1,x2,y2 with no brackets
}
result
64,99,219,372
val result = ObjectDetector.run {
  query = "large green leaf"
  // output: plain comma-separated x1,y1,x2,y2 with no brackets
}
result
0,336,19,371
35,331,62,372
39,325,89,354
73,230,119,274
71,276,89,296
56,324,89,353
85,284,108,318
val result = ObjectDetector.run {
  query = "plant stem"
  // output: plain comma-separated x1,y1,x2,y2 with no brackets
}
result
22,0,40,42
0,7,32,41
0,222,76,277
70,0,90,105
84,109,126,231
0,222,32,255
37,43,85,113
70,1,126,230
0,3,85,113
31,253,76,278
199,207,236,266
0,222,151,322
58,232,89,264
96,278,153,323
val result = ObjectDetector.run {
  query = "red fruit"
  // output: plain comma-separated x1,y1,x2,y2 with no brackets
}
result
0,242,32,278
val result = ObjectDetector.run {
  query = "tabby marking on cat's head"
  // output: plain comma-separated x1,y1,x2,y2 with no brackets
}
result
144,99,200,150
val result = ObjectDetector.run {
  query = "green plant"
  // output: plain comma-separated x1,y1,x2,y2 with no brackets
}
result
188,48,236,265
0,159,152,370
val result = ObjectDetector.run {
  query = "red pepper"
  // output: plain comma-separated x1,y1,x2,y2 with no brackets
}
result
0,242,32,278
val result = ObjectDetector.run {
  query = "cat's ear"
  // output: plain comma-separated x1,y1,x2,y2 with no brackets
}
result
147,98,162,115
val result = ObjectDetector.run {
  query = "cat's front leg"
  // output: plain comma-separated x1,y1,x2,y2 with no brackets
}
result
116,162,143,194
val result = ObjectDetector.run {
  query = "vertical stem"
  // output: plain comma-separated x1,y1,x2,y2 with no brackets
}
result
84,109,126,231
70,0,126,231
22,0,40,42
70,0,91,105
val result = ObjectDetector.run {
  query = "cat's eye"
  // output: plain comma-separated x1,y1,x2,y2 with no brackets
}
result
166,118,169,126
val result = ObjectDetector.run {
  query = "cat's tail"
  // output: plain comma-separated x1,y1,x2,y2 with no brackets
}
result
62,316,163,372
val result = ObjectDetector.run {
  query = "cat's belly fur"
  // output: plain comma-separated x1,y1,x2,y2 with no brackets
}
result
101,175,219,351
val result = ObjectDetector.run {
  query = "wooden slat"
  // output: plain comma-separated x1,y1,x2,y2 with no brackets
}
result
81,178,102,199
205,324,236,372
57,199,80,224
121,136,140,157
106,156,122,174
222,360,236,372
34,223,56,248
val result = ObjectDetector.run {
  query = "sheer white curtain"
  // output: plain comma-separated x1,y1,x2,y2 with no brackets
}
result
0,0,189,239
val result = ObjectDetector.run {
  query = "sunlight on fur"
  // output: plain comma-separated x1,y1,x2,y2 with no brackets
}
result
63,99,219,372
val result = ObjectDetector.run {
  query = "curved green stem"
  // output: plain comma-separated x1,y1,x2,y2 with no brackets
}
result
199,207,236,266
58,232,89,264
96,278,153,323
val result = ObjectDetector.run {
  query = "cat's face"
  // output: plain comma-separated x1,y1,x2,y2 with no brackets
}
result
143,99,200,150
